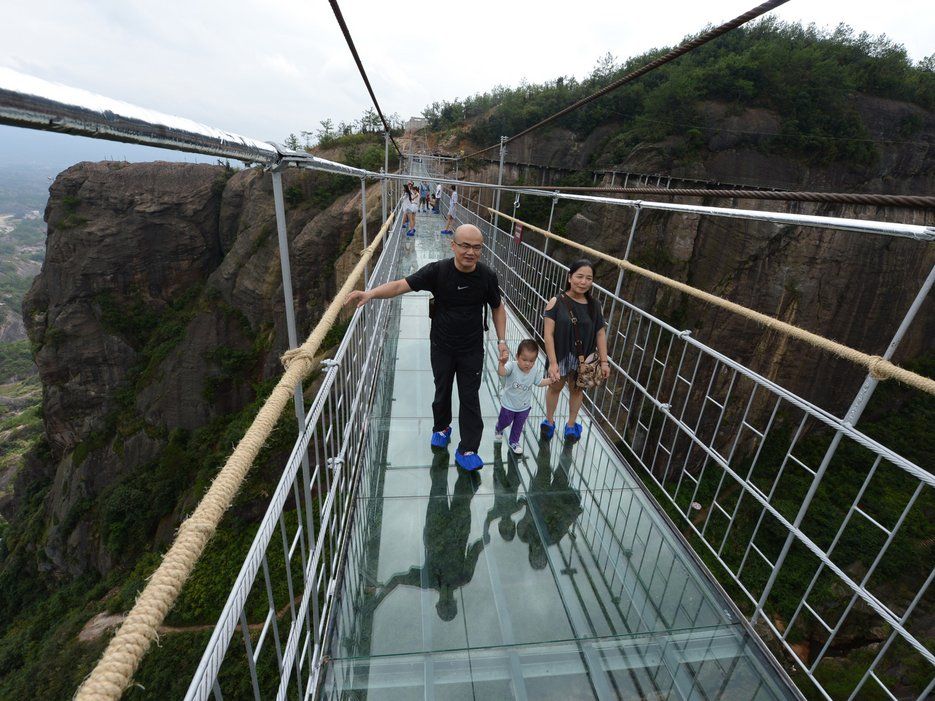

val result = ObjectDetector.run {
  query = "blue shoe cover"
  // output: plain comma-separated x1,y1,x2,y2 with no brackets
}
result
539,419,555,441
455,450,483,471
430,427,451,448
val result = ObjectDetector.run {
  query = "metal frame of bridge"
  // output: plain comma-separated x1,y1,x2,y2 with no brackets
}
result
1,69,932,701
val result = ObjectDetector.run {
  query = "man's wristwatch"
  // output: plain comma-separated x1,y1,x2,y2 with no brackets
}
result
497,339,507,345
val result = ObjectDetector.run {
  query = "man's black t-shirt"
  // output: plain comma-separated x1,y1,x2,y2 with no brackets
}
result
406,258,501,352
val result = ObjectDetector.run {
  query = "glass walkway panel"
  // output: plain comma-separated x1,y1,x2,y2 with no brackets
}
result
320,213,797,700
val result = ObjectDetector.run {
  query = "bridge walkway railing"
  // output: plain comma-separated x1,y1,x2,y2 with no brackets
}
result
317,180,798,700
443,184,933,701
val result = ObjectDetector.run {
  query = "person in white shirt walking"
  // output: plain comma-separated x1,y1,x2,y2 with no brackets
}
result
403,181,418,236
441,185,458,235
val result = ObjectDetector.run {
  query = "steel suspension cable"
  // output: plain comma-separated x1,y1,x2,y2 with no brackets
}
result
514,186,935,209
328,0,403,157
464,0,791,159
467,154,935,205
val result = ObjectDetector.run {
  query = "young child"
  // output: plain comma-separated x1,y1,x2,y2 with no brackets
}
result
496,339,553,455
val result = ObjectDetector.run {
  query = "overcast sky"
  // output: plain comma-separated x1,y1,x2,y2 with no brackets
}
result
1,0,931,168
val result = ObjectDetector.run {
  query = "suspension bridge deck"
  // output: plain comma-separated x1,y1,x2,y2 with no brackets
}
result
319,211,796,699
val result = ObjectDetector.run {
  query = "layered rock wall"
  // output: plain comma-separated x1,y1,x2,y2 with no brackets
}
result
566,199,934,414
12,161,380,576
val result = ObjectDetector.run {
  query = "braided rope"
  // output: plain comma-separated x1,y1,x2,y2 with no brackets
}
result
488,206,935,397
74,210,394,701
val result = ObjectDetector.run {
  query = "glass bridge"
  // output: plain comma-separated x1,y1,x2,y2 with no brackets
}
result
4,70,931,701
318,207,796,699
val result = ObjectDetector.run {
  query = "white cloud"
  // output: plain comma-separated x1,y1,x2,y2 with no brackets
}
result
259,53,303,80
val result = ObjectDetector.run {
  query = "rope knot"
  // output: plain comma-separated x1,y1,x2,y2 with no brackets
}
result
178,517,213,535
281,347,316,370
867,355,888,380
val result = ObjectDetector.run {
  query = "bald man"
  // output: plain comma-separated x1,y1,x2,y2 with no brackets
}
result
347,224,507,471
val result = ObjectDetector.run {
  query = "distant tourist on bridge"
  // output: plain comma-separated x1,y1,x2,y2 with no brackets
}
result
441,184,458,235
419,180,430,212
346,223,507,471
433,182,442,213
403,181,418,236
540,259,611,444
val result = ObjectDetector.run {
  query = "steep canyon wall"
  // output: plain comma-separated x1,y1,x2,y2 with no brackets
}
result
5,161,380,577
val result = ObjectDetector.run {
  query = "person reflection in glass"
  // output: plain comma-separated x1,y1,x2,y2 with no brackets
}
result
372,450,483,621
516,440,583,569
483,448,523,544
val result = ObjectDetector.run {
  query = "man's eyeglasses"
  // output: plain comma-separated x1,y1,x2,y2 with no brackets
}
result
453,241,484,253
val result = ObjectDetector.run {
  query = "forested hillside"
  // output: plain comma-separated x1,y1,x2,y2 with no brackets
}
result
424,20,933,169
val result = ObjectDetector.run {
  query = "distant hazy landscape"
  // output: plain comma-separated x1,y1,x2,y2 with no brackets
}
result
0,162,50,343
0,141,214,536
0,138,214,346
0,163,47,525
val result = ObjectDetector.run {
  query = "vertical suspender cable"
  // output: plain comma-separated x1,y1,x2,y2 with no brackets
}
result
327,0,403,158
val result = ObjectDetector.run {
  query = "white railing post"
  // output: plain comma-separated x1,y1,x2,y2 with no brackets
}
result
543,193,559,257
361,177,370,283
379,167,386,226
382,131,390,225
270,171,308,414
269,169,320,642
606,206,640,328
493,136,507,234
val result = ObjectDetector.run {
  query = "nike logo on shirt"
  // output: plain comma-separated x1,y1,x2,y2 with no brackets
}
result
458,285,468,290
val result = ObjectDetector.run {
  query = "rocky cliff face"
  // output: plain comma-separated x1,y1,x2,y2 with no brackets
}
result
11,161,380,577
24,162,224,453
454,96,934,415
456,94,935,195
565,200,934,414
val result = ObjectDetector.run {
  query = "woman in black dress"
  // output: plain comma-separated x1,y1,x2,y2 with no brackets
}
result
540,259,611,443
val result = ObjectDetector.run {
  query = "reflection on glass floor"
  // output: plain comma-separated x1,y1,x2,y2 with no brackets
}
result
321,208,795,699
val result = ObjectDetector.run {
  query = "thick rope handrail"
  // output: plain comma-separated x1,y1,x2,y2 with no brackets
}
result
74,211,395,701
487,206,935,397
